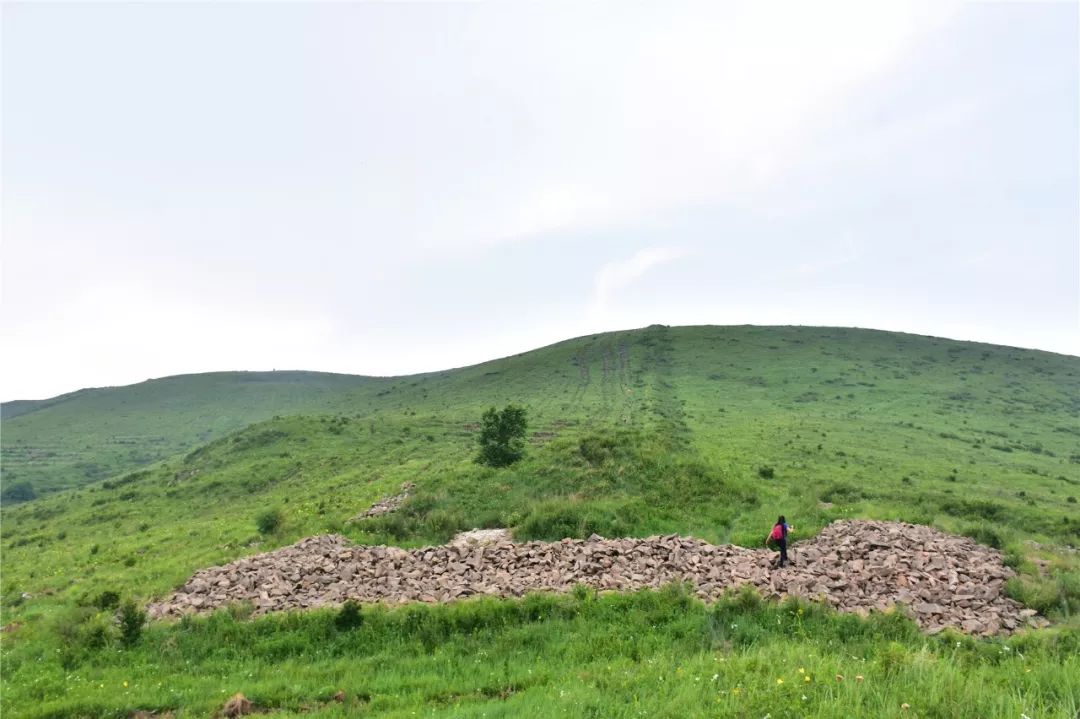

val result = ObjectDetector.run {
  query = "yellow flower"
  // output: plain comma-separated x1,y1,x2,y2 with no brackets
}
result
855,675,864,682
798,667,805,674
777,678,784,685
804,675,811,683
901,703,911,711
123,681,128,688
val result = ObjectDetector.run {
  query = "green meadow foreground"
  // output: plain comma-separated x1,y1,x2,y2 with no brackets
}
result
2,326,1079,717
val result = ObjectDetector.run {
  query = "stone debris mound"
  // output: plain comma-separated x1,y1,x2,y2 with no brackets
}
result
148,520,1045,635
346,482,414,523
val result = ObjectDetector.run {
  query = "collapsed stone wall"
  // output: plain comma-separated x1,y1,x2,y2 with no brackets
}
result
148,520,1044,635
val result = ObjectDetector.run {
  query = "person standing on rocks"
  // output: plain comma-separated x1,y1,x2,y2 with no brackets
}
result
766,515,793,568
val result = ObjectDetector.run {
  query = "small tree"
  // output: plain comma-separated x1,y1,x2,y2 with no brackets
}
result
118,599,146,647
476,405,528,468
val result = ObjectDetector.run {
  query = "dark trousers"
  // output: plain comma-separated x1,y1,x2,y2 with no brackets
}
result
773,537,790,565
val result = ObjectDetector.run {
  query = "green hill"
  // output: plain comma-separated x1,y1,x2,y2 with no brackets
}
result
2,325,1079,718
1,371,384,494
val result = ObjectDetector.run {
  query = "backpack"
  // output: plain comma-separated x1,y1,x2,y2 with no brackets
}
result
770,524,784,541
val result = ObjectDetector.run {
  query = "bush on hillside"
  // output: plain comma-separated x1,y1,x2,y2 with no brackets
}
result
256,508,284,536
93,590,121,610
1,481,36,503
118,599,145,646
335,600,364,631
476,405,528,468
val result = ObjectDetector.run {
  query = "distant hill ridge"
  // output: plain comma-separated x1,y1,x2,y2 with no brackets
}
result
2,324,1078,496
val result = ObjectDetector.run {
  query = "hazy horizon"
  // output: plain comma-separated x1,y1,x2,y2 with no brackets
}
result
3,2,1078,401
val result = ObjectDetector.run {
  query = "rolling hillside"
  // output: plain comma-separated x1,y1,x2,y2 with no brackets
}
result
5,325,1078,499
1,371,383,495
2,325,1079,717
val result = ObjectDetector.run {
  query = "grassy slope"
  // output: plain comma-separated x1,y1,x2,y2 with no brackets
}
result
1,371,382,493
2,325,1079,717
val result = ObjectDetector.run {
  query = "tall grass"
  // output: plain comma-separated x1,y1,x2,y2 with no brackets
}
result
5,588,1077,718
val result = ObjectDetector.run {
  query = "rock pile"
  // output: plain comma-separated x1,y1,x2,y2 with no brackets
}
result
148,520,1044,635
346,482,414,522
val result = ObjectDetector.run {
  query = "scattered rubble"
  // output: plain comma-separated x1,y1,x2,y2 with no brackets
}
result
149,520,1044,636
346,482,414,522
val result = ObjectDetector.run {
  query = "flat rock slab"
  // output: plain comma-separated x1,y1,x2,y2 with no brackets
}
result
148,520,1045,636
450,528,513,547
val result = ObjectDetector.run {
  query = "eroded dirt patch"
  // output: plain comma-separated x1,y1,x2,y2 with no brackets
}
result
149,520,1044,635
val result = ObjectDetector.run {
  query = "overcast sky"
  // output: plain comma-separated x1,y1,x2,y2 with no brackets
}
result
2,1,1077,401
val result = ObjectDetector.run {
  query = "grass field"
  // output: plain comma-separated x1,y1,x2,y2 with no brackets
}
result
2,325,1079,717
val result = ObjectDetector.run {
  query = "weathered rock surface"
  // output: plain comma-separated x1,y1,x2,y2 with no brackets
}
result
148,520,1044,635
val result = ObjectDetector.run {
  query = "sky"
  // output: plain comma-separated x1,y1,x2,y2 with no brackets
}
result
2,1,1078,401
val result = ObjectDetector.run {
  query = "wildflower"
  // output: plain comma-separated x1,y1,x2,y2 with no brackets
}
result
712,674,719,682
776,678,784,685
802,695,808,701
732,687,741,695
123,681,128,688
855,675,864,682
798,667,805,674
804,675,811,683
901,704,910,711
835,674,844,682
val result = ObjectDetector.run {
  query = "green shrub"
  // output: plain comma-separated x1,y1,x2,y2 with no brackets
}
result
335,600,364,631
118,600,145,646
93,590,121,610
256,508,284,535
1,481,36,503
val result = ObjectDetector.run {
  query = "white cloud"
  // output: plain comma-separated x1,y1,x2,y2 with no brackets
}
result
589,247,687,323
4,0,1076,400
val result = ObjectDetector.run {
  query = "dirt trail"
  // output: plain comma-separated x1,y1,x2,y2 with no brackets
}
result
149,520,1043,636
